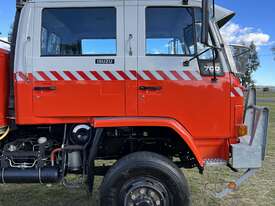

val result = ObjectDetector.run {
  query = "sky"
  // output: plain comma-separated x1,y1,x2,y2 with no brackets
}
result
0,0,274,86
217,0,275,86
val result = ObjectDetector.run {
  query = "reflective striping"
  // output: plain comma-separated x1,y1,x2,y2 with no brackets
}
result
33,71,44,81
184,71,197,81
15,70,204,82
234,87,244,97
64,71,78,81
45,71,58,81
71,71,84,81
231,87,244,98
151,70,164,80
124,70,137,80
84,71,97,80
111,71,124,81
77,71,91,81
104,71,117,80
51,71,64,81
58,71,71,81
17,72,27,81
143,70,157,80
157,70,170,80
163,70,177,81
190,71,203,80
177,71,191,80
98,71,111,81
38,71,51,81
138,70,150,80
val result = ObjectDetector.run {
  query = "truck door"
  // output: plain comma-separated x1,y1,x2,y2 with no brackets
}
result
32,1,125,117
137,5,231,140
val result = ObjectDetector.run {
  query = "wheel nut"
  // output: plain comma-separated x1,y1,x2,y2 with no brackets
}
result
140,189,146,194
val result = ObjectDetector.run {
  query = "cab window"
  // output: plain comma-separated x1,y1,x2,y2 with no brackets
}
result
41,7,116,56
146,7,196,56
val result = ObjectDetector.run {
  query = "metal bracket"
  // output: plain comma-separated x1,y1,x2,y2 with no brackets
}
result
214,169,257,199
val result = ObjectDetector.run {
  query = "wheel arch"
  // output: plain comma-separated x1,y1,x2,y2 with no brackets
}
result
92,117,204,167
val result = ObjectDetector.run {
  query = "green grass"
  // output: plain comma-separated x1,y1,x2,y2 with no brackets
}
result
0,100,274,206
257,91,275,99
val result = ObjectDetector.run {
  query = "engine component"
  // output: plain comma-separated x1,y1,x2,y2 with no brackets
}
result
68,151,82,172
2,138,56,169
0,167,60,184
7,144,17,152
0,126,10,141
70,124,92,145
38,137,48,144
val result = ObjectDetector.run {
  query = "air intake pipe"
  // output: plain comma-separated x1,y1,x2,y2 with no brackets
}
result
0,167,60,184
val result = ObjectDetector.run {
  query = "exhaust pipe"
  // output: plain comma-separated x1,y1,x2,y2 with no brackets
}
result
0,167,60,184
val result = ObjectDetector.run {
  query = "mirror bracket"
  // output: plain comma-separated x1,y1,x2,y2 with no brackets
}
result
182,0,188,5
201,0,210,45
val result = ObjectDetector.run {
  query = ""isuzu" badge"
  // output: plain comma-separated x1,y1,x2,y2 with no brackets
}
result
95,59,115,64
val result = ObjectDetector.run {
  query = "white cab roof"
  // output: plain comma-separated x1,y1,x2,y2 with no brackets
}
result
23,0,235,27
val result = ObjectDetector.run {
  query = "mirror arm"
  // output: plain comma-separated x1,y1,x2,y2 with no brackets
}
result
233,50,250,58
211,48,217,82
183,45,220,66
0,39,11,45
183,48,211,66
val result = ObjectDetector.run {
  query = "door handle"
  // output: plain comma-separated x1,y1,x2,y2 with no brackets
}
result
33,86,57,91
128,34,133,56
139,86,162,91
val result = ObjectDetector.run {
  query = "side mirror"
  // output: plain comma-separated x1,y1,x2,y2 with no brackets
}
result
230,44,251,74
201,0,210,45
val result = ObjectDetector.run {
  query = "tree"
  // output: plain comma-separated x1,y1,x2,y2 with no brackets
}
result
242,42,260,87
233,42,260,87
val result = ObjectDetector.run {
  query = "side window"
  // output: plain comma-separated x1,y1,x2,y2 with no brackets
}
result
146,7,196,56
41,8,116,56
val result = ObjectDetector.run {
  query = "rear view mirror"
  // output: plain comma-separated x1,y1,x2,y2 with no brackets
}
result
230,44,251,75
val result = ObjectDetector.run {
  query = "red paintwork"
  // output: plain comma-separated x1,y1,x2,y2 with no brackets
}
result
12,69,245,167
230,74,245,145
0,49,9,127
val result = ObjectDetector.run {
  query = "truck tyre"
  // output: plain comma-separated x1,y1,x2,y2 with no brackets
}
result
100,151,191,206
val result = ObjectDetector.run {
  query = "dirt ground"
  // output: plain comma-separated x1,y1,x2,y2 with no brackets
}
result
0,100,274,206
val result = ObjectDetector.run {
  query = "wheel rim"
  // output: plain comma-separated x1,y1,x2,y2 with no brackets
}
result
121,177,170,206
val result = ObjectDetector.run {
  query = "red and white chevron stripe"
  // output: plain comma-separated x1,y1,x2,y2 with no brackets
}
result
16,70,203,82
231,87,244,97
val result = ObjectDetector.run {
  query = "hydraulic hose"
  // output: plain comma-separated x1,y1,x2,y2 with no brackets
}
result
0,127,9,141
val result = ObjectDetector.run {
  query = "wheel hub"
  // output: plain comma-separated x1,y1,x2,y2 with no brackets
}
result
122,177,169,206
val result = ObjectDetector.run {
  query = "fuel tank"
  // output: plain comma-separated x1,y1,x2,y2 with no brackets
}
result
0,48,9,127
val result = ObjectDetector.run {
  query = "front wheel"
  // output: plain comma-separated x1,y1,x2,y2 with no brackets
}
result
100,152,191,206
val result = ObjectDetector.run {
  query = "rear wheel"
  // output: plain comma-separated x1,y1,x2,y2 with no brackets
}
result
100,151,191,206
